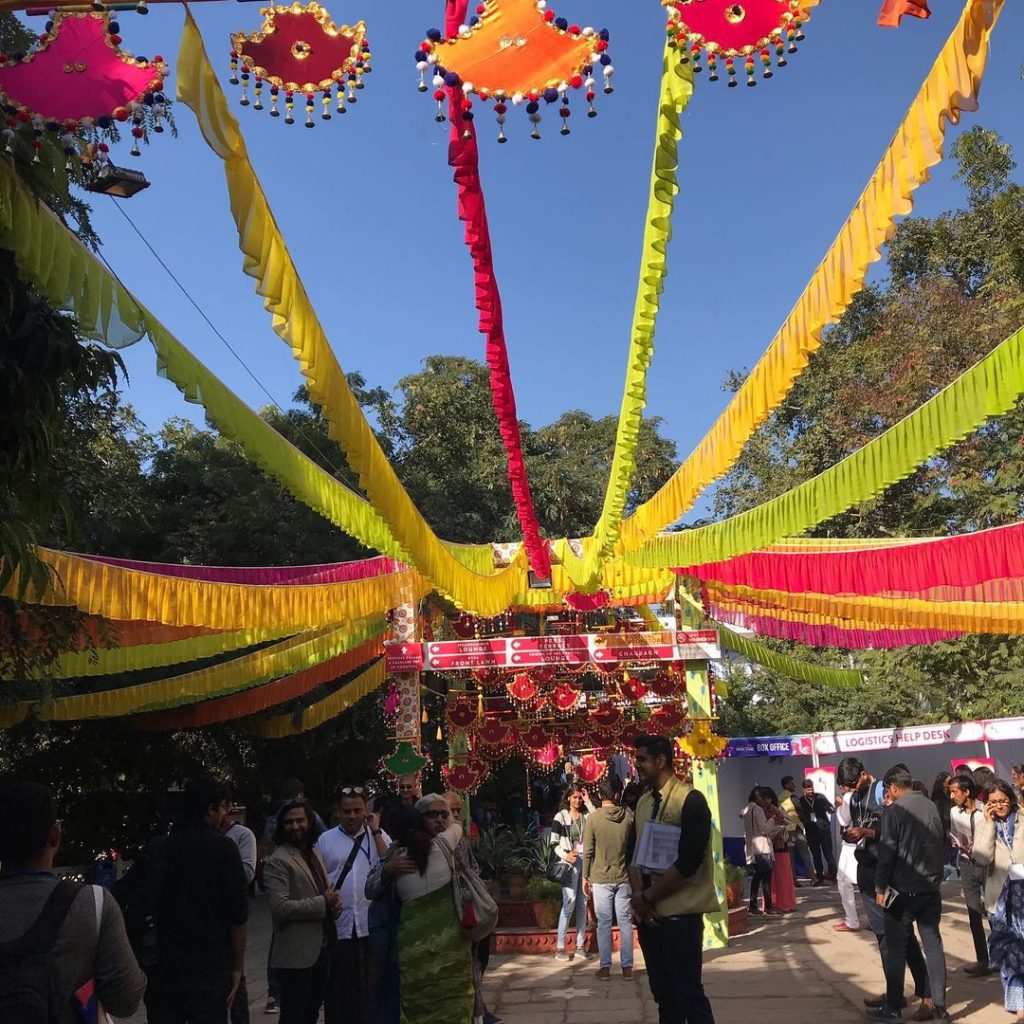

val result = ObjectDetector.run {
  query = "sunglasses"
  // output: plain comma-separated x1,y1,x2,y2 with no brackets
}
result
424,809,451,820
339,786,368,796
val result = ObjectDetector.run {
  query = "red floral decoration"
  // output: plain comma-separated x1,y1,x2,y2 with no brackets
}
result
442,758,490,794
506,673,539,704
665,0,815,88
415,0,613,142
577,753,608,785
590,701,623,730
446,696,479,730
230,2,370,125
548,682,580,715
0,11,168,167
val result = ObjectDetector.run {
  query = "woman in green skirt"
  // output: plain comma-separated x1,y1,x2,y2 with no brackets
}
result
393,796,477,1024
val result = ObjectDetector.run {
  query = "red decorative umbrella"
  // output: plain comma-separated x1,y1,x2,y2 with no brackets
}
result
665,0,817,87
230,2,370,125
0,11,167,165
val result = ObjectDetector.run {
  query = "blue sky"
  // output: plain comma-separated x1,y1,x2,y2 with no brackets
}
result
43,1,1024,478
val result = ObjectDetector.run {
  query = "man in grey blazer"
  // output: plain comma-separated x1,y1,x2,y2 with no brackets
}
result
263,800,341,1024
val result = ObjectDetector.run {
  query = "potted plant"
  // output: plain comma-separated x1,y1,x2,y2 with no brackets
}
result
724,862,747,909
501,824,541,899
526,876,563,930
472,826,512,900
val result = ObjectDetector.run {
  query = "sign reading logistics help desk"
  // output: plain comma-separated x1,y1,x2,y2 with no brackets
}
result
813,720,986,755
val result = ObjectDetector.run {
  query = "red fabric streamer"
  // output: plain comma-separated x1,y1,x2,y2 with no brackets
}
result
677,522,1024,598
133,637,384,729
878,0,930,28
80,554,402,586
710,604,959,649
444,0,551,581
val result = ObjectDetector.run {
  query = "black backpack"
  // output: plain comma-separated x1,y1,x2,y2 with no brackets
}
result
0,879,81,1024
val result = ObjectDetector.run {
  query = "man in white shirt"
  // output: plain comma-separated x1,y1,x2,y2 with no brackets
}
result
221,804,258,1024
950,773,992,977
833,787,861,932
315,785,391,1024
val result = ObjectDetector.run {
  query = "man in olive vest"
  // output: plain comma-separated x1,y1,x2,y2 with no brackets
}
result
628,734,718,1024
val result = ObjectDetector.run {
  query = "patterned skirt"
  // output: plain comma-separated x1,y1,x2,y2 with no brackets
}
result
398,882,476,1024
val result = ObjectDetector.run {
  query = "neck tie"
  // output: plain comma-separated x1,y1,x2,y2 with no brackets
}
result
651,789,662,821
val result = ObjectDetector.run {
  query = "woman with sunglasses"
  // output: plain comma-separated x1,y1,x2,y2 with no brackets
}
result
391,795,476,1023
973,779,1024,1021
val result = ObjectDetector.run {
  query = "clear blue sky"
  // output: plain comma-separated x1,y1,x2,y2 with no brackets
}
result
44,2,1024,482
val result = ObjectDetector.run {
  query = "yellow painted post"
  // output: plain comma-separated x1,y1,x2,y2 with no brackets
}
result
678,582,729,949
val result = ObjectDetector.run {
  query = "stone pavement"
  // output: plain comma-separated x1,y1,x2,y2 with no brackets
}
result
116,881,1008,1023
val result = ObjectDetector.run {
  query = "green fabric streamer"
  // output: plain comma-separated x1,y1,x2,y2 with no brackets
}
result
632,323,1024,568
718,626,863,688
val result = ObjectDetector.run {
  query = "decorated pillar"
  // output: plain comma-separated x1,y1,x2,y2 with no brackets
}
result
385,602,427,779
678,583,729,950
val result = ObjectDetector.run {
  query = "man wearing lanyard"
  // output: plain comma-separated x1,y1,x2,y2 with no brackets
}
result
315,786,391,1024
950,774,992,977
628,735,719,1024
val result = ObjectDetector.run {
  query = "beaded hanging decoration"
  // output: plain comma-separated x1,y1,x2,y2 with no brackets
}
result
230,2,369,126
0,11,167,167
664,0,819,88
414,0,613,142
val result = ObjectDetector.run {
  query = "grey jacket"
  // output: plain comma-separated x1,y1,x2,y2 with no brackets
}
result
972,814,1024,913
263,844,330,969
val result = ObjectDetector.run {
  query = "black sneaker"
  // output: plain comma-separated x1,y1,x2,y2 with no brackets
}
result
931,1009,950,1022
866,1005,903,1022
865,997,908,1010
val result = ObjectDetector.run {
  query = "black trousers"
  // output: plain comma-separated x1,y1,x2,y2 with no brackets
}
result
749,867,773,912
277,951,329,1024
883,891,946,1012
637,915,716,1024
324,935,377,1024
146,969,233,1024
861,889,931,998
806,825,836,880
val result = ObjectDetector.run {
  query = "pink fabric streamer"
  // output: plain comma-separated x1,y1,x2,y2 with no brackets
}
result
709,604,960,650
444,0,551,581
78,553,403,586
677,522,1024,599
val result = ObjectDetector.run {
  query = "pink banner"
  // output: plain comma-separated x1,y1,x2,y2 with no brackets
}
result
813,720,986,755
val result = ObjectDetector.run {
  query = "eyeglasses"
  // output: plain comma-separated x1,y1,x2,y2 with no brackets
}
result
987,799,1011,808
424,809,451,820
338,787,368,796
450,806,462,815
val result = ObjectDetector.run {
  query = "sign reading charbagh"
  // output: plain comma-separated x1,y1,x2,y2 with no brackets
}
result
384,630,720,674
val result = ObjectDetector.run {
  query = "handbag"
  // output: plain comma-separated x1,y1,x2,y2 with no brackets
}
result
440,840,499,943
546,854,575,887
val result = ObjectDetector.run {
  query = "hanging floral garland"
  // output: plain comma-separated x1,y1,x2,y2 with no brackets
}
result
0,11,167,166
230,2,370,125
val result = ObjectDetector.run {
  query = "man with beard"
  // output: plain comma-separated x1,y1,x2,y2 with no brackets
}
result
264,800,340,1024
627,735,718,1024
949,774,992,977
315,786,391,1024
837,758,934,1019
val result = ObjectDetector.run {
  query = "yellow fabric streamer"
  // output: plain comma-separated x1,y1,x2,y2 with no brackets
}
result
9,616,387,723
622,0,1003,549
709,582,1024,637
555,46,694,590
176,14,531,615
252,658,387,738
46,626,293,678
6,548,426,630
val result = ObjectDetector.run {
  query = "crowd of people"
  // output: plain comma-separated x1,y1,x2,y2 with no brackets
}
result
0,752,1020,1024
738,759,1024,1022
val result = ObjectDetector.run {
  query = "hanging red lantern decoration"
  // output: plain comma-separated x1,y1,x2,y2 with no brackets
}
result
590,701,623,729
230,2,370,126
520,723,552,751
446,696,478,730
577,753,608,785
0,11,168,168
506,673,539,704
548,682,580,715
442,758,490,794
652,703,686,732
665,0,817,89
531,742,563,768
621,674,648,702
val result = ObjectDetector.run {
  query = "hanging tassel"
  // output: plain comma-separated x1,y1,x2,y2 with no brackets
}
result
239,71,250,106
436,725,443,742
269,86,280,117
253,79,264,110
421,707,428,724
304,93,315,127
229,51,239,85
494,101,507,143
284,91,295,124
320,90,331,120
336,85,347,115
707,52,719,81
559,102,570,136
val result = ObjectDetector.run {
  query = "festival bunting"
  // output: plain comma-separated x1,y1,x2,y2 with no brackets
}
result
717,626,864,687
621,0,1004,551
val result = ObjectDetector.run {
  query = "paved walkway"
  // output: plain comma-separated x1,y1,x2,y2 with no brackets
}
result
117,881,1008,1023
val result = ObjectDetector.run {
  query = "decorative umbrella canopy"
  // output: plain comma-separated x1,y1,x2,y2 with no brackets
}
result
0,11,167,162
665,0,817,87
416,0,613,141
230,2,370,125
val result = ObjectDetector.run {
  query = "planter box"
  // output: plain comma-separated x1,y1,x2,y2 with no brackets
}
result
727,905,748,937
493,926,623,956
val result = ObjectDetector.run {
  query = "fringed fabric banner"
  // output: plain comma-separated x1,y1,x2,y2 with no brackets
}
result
679,521,1024,597
6,548,426,630
251,657,387,738
445,38,551,579
711,605,959,649
630,322,1024,569
50,625,292,678
622,0,1004,550
81,553,403,585
7,615,386,723
135,633,385,729
708,581,1024,636
556,45,694,591
718,625,863,687
177,14,532,615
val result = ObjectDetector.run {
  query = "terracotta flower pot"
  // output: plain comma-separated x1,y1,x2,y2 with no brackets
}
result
532,899,561,930
504,872,529,899
725,881,744,910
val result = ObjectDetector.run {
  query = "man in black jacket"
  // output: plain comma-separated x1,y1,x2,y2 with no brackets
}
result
796,779,836,884
870,766,949,1022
